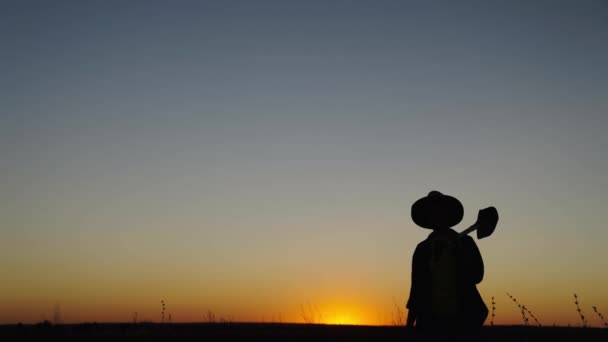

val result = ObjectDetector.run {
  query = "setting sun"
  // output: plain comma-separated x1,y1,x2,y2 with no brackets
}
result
322,312,360,326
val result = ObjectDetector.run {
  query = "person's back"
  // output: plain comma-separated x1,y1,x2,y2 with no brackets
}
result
406,191,488,339
429,229,461,321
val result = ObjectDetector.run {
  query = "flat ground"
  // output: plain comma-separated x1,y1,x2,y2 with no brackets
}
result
1,323,606,341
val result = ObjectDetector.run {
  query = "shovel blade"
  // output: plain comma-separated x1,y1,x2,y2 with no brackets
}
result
476,206,499,239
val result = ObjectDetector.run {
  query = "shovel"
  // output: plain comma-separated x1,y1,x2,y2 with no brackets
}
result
459,206,499,239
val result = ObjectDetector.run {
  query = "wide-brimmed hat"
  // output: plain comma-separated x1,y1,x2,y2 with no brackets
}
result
411,190,463,229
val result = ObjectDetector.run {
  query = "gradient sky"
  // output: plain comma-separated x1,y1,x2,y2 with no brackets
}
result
2,0,608,326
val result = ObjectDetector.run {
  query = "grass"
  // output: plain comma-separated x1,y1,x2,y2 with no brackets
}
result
20,294,608,329
299,302,324,324
498,292,608,329
391,297,406,326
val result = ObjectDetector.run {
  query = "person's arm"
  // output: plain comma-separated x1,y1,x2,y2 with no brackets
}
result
406,245,421,327
460,235,484,284
406,309,416,327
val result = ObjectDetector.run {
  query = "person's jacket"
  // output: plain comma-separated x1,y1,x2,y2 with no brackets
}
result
407,228,488,331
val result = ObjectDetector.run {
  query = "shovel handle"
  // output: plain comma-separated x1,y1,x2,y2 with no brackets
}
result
459,223,477,237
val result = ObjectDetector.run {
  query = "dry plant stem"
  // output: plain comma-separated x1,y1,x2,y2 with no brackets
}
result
505,292,542,327
161,300,166,323
506,292,528,326
522,305,542,327
592,306,607,328
300,302,323,324
391,298,405,326
490,296,496,326
574,294,588,328
206,310,216,323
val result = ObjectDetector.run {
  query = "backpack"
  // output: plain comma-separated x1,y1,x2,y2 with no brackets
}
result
429,234,461,319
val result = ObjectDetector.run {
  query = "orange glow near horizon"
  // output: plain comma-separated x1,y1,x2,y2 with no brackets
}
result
2,235,608,327
0,307,588,327
2,291,603,327
300,301,366,325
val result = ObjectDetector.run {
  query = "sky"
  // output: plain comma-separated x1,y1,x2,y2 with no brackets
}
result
1,0,608,326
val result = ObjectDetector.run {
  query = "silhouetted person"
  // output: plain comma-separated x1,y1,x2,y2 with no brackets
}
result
406,191,487,341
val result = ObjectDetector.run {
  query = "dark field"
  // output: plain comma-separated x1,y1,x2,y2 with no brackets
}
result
1,323,607,341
